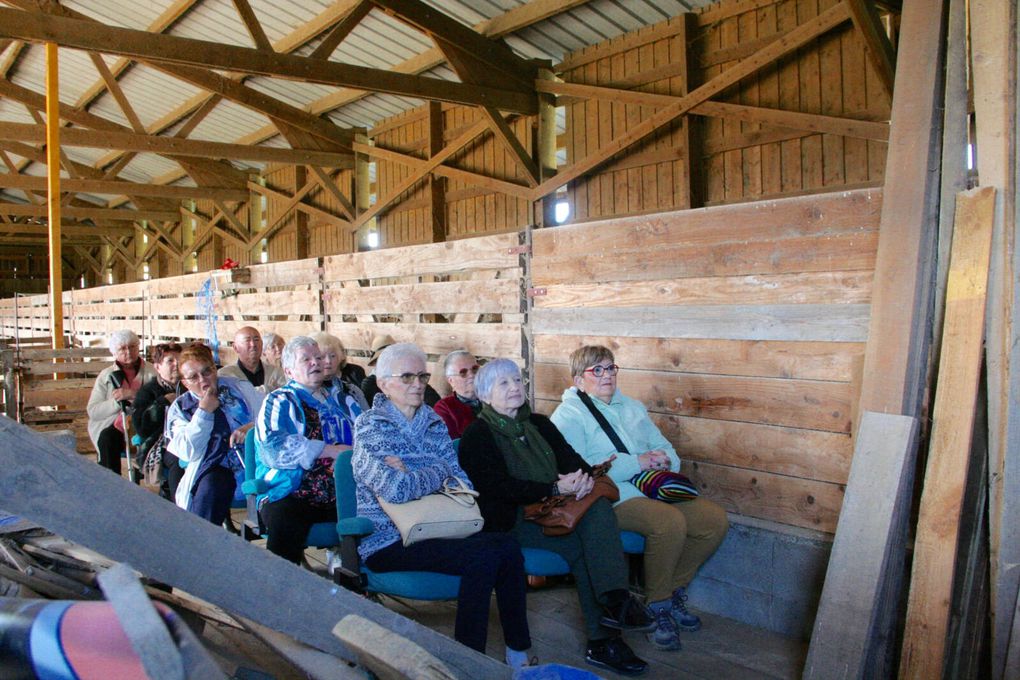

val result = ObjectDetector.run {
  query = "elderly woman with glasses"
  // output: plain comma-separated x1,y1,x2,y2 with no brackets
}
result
87,329,157,476
351,343,535,669
458,358,654,677
166,343,263,525
254,336,365,564
433,349,481,439
550,345,729,651
131,342,183,498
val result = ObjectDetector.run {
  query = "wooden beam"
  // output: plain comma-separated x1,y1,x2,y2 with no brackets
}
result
845,0,897,97
0,203,179,222
900,187,996,678
248,182,352,230
0,222,135,237
536,80,890,142
45,41,62,350
309,1,372,60
250,178,319,244
0,174,249,201
0,122,353,167
230,0,273,51
857,0,947,416
529,1,854,199
481,108,539,187
0,419,508,678
0,8,538,116
427,101,447,243
87,51,146,134
307,166,356,221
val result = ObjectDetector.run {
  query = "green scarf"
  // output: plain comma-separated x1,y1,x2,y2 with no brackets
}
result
478,402,558,484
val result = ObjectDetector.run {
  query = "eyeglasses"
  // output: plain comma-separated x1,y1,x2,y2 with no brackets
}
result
387,372,432,385
447,365,480,378
583,364,619,377
181,366,215,382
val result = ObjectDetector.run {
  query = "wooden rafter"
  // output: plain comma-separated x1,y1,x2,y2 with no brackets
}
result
0,174,249,201
845,0,896,96
535,80,890,141
0,7,538,116
306,165,356,221
309,1,372,60
0,222,134,237
0,204,179,222
242,178,318,245
249,182,352,230
0,122,353,167
230,0,273,51
530,1,854,199
87,52,146,133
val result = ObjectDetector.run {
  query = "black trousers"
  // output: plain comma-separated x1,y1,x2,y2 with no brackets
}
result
365,532,531,653
260,494,338,564
96,425,126,475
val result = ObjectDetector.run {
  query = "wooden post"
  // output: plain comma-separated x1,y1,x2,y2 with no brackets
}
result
678,13,702,210
900,187,997,678
45,42,63,351
353,133,373,251
970,1,1020,675
534,66,557,228
294,165,309,260
427,101,447,243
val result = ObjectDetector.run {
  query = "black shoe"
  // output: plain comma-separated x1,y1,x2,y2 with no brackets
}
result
585,637,648,676
600,595,656,632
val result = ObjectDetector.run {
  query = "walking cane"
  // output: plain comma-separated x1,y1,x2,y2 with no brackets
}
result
109,370,138,484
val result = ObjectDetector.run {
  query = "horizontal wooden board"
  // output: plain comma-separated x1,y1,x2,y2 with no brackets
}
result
535,271,873,308
533,335,863,381
535,364,853,433
239,259,322,289
17,347,110,360
24,378,97,391
323,232,521,281
534,189,882,258
326,322,523,359
532,230,879,285
325,278,519,316
71,281,147,302
146,319,322,344
22,409,86,424
532,304,870,342
23,387,93,408
69,301,147,318
145,272,226,297
687,460,844,533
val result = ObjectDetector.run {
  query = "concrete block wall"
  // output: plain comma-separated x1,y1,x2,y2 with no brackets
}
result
686,516,833,640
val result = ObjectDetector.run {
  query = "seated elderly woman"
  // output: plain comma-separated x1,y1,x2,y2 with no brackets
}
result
311,332,369,394
551,345,729,650
87,329,156,476
433,349,481,439
459,359,654,676
166,343,263,525
254,336,365,564
262,332,286,367
131,342,183,499
352,343,535,669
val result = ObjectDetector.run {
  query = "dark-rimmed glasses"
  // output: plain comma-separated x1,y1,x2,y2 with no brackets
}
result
583,364,619,378
387,372,432,385
447,365,480,378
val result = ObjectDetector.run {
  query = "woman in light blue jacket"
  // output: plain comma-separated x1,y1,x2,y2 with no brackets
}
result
551,345,729,652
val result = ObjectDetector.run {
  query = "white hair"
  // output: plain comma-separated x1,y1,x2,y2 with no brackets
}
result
263,332,284,349
474,359,521,403
107,329,139,354
443,349,475,375
281,336,319,371
376,342,426,379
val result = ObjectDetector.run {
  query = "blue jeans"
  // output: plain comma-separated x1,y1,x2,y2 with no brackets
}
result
365,532,531,653
189,466,236,526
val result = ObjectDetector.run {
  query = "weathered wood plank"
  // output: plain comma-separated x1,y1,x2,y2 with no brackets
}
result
900,187,996,678
687,459,844,533
533,334,863,381
23,387,93,408
532,304,870,343
327,322,522,359
0,417,508,678
21,361,108,376
535,271,872,308
535,363,853,433
323,233,520,281
326,278,518,316
532,230,879,285
804,411,919,680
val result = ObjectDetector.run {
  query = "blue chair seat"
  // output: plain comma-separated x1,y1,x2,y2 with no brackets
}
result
620,530,645,554
363,567,461,600
522,547,570,576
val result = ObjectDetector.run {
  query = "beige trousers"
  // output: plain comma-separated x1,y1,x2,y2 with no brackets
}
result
614,495,729,602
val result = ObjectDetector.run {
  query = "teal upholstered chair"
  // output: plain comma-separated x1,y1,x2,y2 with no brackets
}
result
240,428,339,550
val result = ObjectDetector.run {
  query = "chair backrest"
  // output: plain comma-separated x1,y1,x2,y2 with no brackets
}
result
243,428,258,482
334,449,358,520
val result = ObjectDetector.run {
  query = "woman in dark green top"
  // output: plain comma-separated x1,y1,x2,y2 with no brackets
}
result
458,358,655,677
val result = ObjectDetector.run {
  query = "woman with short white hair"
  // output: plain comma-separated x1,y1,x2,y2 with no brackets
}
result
86,329,156,475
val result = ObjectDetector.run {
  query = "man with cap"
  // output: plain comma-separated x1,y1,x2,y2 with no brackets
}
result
360,334,441,407
219,326,286,393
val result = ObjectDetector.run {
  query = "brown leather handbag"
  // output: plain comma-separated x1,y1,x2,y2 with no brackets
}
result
522,461,619,536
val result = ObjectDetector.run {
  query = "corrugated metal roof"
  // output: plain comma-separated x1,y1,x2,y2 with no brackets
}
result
0,0,716,208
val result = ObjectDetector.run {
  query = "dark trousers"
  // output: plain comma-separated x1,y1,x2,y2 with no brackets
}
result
365,532,531,653
260,495,338,564
96,425,126,475
189,467,236,526
513,497,629,640
164,456,186,501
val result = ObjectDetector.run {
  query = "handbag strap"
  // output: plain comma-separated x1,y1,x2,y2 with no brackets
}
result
576,390,630,455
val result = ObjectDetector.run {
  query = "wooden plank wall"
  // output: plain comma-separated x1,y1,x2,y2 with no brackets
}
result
531,187,882,533
261,164,357,261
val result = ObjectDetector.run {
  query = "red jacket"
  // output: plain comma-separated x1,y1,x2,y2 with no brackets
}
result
434,394,478,439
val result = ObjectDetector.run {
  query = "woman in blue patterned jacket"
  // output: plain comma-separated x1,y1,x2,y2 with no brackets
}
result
166,343,263,525
351,343,534,669
255,336,367,564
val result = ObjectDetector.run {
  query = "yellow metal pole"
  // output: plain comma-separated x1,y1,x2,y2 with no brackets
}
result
45,42,63,350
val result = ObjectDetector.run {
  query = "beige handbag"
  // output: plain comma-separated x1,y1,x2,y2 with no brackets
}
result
377,477,484,546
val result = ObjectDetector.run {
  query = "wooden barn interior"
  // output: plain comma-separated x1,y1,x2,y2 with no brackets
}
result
0,0,1016,677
